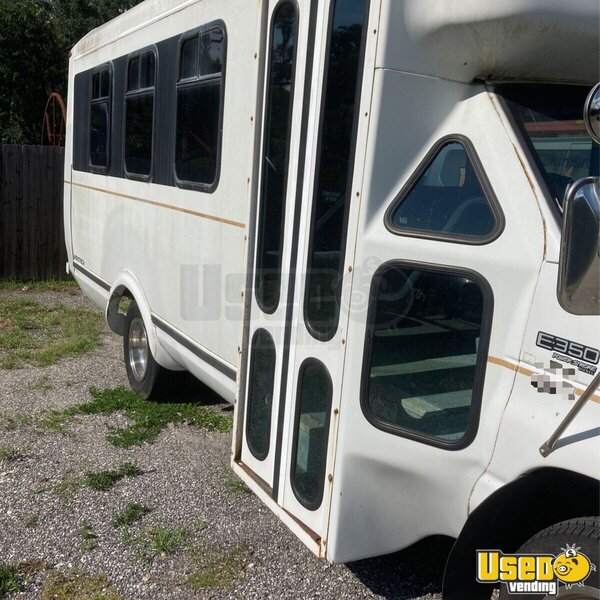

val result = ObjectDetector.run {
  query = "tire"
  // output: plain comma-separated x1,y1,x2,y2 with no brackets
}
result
498,517,599,600
123,301,175,400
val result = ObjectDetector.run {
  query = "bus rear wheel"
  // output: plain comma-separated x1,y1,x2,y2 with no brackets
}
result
124,301,175,400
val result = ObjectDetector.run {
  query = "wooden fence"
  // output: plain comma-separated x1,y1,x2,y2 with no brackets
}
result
0,145,67,280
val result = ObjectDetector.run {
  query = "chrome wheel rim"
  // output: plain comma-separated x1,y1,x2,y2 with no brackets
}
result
128,317,148,382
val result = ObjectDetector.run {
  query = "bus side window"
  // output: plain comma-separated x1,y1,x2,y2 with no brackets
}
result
90,65,112,170
125,49,156,179
175,26,226,190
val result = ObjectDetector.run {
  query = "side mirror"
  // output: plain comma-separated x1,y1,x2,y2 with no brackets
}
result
584,82,600,144
558,177,600,315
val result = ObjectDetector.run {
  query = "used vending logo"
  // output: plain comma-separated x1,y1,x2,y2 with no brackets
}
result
477,544,596,595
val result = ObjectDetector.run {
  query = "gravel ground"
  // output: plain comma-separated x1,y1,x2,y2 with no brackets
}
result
0,286,451,599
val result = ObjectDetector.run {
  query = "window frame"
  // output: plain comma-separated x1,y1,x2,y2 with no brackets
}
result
360,260,494,451
302,0,371,342
173,21,227,193
290,357,333,511
245,328,277,461
88,62,113,174
254,0,300,315
384,134,505,245
123,45,158,182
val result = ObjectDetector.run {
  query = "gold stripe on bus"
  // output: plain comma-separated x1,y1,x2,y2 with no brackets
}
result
487,355,600,404
67,181,246,229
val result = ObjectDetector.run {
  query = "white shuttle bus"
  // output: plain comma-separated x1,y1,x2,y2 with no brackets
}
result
64,0,600,597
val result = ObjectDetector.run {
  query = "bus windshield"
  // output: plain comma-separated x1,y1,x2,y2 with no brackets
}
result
500,84,599,212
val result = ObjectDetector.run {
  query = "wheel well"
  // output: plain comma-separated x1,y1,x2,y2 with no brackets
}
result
442,467,599,600
106,286,134,336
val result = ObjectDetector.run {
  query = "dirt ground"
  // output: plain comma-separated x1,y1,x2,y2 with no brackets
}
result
0,285,452,599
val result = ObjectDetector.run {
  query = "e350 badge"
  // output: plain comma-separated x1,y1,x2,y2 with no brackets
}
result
477,544,597,595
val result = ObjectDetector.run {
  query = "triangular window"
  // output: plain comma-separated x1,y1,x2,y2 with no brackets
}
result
388,139,502,242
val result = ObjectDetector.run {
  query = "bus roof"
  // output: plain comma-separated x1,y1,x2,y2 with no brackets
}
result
72,0,599,85
380,0,600,84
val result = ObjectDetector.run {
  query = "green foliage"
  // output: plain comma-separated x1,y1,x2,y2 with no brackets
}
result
41,570,122,600
0,562,21,596
111,502,151,528
0,446,26,461
80,386,232,447
79,521,98,551
0,0,144,144
0,296,104,369
222,470,250,495
84,461,142,491
145,524,190,555
187,543,251,591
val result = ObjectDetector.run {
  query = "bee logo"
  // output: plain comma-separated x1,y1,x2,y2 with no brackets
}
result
552,544,596,588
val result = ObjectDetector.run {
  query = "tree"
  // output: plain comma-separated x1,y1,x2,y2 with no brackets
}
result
0,0,144,144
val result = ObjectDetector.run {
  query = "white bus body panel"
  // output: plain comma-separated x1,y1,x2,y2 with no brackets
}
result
64,0,600,567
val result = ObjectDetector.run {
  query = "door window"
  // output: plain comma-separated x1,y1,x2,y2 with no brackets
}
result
362,263,493,448
291,359,333,510
304,0,369,339
246,329,277,460
255,2,299,313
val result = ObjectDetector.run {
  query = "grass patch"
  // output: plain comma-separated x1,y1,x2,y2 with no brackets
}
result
0,296,104,369
187,543,251,591
146,524,190,555
123,520,205,562
0,279,77,292
79,521,98,551
0,446,26,462
85,461,142,491
41,570,122,600
0,386,232,444
111,503,151,528
223,470,250,495
53,473,84,502
29,374,55,392
0,562,21,596
37,410,73,435
0,412,32,431
75,386,231,447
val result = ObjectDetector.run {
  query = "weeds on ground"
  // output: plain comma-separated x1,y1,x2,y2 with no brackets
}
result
41,569,122,600
0,412,31,431
111,503,151,528
79,521,98,551
0,279,77,292
62,386,230,447
53,473,84,502
123,523,191,563
123,519,205,563
0,386,232,443
0,446,26,462
17,559,47,575
222,469,250,495
0,562,21,596
29,375,55,392
37,411,73,435
187,543,252,591
85,461,142,491
0,296,104,369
